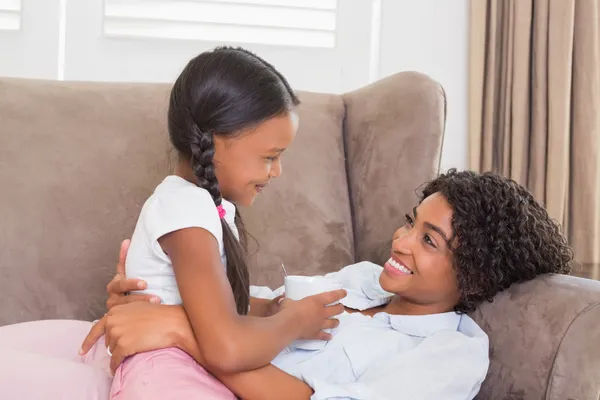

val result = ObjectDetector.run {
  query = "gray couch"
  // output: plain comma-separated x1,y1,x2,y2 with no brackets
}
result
1,73,599,399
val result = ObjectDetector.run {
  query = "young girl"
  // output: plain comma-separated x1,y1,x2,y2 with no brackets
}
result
92,46,346,398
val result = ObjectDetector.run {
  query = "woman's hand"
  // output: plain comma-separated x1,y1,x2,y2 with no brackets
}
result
105,239,161,310
80,302,192,373
78,239,171,373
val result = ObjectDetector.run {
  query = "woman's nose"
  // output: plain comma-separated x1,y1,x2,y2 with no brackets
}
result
392,230,414,255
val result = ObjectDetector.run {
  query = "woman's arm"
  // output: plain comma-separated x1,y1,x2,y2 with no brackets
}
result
220,365,313,400
161,227,344,375
171,304,313,400
82,300,312,399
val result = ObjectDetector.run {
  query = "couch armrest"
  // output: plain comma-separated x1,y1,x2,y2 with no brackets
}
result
471,275,600,400
342,71,446,264
546,295,600,400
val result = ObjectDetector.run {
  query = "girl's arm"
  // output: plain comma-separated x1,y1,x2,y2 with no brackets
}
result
248,296,282,317
161,227,344,375
171,305,312,400
103,239,279,317
173,315,312,400
80,301,313,399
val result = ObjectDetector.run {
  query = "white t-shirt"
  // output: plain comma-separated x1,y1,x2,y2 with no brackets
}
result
126,175,238,305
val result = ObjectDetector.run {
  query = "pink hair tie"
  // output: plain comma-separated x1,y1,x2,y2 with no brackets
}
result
217,204,226,219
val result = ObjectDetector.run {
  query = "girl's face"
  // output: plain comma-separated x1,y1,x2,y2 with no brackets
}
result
213,112,298,207
379,192,461,313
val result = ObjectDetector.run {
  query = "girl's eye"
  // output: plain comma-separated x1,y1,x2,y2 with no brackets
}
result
405,214,414,227
265,156,278,162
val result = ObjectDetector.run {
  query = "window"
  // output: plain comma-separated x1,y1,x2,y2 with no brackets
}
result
0,0,373,92
0,0,20,30
103,0,337,48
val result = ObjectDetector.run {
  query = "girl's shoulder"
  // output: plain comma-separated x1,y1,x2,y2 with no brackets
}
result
151,175,216,210
141,175,223,242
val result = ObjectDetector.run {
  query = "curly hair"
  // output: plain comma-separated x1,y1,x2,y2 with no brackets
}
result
420,169,573,314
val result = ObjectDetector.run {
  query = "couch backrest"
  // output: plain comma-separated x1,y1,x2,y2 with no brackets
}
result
343,72,446,264
1,79,173,325
241,91,355,287
0,72,445,326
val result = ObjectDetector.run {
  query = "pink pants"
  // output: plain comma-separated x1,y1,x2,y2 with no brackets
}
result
0,320,235,400
110,347,235,400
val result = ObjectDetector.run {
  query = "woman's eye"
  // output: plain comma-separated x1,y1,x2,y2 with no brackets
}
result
265,156,278,162
405,214,414,227
423,234,436,248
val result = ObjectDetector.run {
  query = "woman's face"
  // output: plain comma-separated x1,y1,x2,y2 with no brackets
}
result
379,192,461,312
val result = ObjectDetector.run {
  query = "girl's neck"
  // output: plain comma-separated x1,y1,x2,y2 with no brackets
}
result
173,159,234,206
174,160,198,185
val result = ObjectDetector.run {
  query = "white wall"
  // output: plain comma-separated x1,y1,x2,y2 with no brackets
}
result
0,0,469,170
378,0,469,171
0,0,61,79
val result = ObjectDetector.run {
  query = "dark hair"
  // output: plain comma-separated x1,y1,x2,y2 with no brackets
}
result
168,46,300,315
420,169,573,314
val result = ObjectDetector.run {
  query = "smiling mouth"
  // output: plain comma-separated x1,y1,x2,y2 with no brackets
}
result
386,257,413,275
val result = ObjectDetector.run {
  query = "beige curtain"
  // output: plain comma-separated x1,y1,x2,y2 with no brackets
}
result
469,0,600,275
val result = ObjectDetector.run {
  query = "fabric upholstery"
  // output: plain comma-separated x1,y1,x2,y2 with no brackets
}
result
471,274,600,399
343,72,446,264
242,92,354,287
0,79,172,325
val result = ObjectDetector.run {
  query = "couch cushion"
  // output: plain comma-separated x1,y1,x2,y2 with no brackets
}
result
243,92,354,287
0,79,172,325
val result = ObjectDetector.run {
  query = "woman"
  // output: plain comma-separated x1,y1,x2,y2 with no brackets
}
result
0,170,572,399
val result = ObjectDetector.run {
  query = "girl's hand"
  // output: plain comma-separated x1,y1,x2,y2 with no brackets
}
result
80,302,190,373
249,295,284,317
106,239,161,310
280,290,346,341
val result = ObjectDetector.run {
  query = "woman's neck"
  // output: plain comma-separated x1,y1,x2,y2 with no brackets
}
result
348,296,455,318
381,295,455,316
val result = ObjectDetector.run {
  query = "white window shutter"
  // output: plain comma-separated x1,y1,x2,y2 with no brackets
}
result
0,0,21,30
64,0,375,93
0,0,60,79
103,0,337,48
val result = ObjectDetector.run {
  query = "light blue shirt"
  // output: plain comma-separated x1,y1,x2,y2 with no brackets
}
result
252,262,490,400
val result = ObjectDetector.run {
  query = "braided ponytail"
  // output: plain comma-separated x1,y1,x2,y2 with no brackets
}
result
189,126,250,315
168,46,299,316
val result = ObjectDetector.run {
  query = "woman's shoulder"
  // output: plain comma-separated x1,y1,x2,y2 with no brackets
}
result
425,314,489,358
